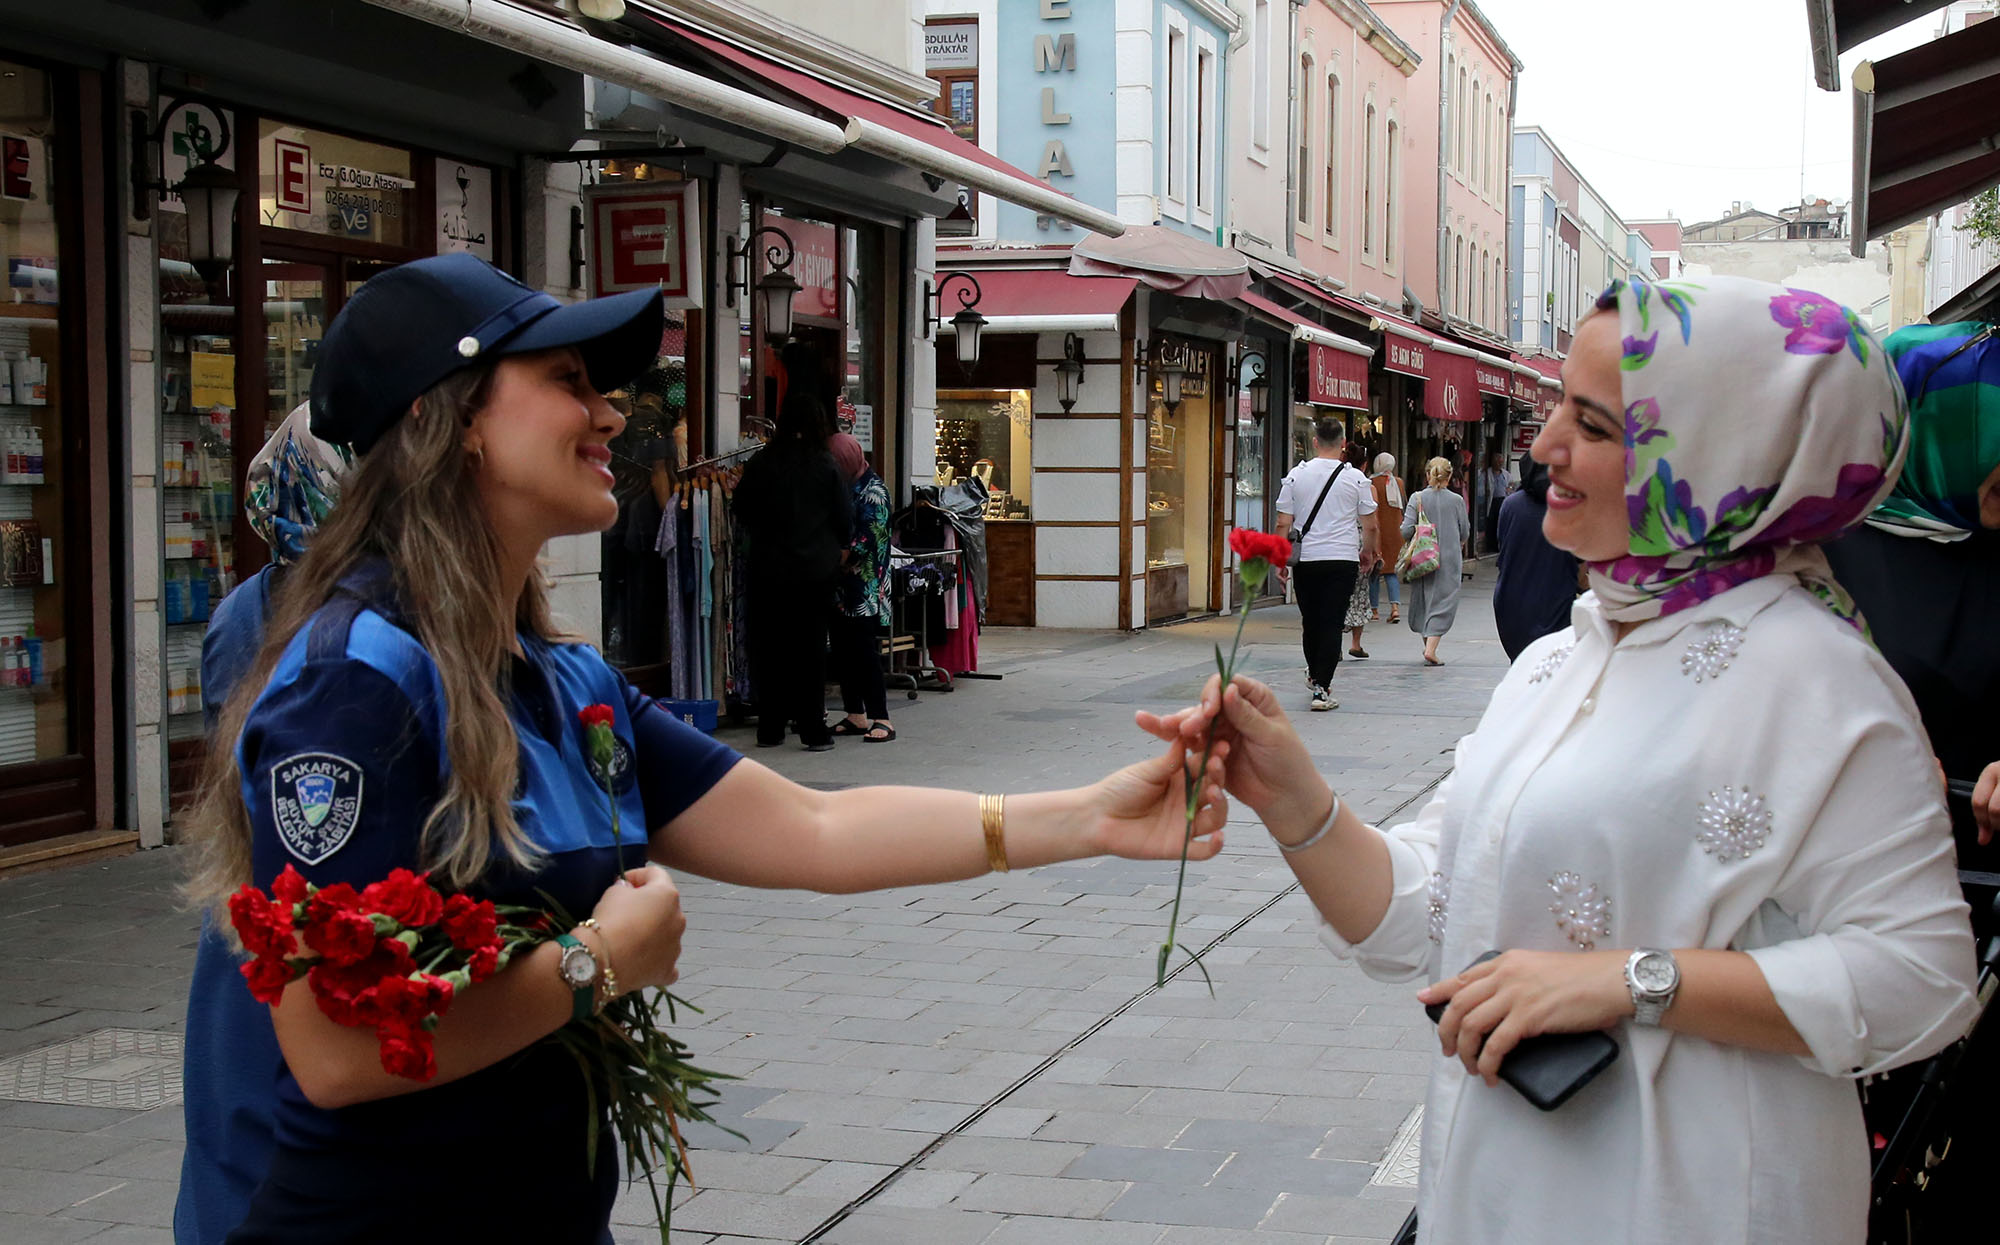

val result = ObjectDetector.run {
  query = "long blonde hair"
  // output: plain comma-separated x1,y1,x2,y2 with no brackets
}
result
185,365,559,913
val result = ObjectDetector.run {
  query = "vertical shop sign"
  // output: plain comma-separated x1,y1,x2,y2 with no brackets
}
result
435,160,494,261
585,182,702,307
1033,0,1076,180
273,139,311,214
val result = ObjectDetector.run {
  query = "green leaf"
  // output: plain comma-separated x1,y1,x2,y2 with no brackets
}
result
1177,943,1216,998
1214,642,1228,687
1156,941,1172,987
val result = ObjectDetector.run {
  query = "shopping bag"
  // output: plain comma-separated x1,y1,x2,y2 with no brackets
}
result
1397,497,1441,583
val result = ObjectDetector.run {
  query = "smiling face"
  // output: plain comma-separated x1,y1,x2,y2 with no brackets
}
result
464,347,626,548
1530,311,1632,562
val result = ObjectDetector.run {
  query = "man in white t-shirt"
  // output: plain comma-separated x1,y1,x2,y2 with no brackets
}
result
1275,415,1378,710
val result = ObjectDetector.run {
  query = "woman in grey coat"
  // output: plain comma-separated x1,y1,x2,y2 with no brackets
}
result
1402,456,1469,665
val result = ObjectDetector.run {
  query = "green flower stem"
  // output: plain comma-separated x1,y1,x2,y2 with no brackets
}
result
1155,567,1259,988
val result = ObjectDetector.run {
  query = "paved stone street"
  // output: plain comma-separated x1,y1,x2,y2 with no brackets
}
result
0,566,1509,1245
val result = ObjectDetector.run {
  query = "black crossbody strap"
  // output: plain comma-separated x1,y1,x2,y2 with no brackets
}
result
1296,463,1346,542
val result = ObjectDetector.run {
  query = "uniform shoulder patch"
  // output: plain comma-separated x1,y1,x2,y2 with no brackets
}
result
271,752,366,865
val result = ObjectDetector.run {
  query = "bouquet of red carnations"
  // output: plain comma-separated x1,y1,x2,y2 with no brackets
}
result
228,864,733,1240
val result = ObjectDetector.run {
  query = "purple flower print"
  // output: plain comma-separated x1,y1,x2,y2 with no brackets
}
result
1621,331,1659,371
1769,289,1852,356
1757,461,1888,546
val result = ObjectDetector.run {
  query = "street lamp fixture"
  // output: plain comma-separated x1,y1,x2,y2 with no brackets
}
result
1054,332,1087,413
1238,348,1270,422
726,225,802,346
1154,339,1189,408
926,270,987,368
132,98,240,270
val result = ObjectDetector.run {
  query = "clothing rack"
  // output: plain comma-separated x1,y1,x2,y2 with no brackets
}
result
889,548,962,693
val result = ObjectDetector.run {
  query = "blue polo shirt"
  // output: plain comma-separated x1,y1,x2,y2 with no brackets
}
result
196,580,737,1243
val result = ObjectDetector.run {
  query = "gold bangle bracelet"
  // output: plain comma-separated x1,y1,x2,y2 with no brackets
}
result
979,792,1009,873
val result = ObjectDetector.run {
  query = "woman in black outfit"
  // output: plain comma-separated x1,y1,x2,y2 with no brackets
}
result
735,385,851,750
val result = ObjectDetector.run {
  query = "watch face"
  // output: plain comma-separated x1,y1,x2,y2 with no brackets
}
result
1634,953,1676,993
560,945,598,988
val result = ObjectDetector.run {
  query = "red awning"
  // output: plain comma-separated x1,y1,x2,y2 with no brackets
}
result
1425,345,1480,423
1808,0,1957,90
936,268,1136,335
1470,352,1514,397
647,15,1121,234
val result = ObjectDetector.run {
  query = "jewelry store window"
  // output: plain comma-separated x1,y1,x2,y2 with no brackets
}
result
934,390,1030,517
1146,342,1213,622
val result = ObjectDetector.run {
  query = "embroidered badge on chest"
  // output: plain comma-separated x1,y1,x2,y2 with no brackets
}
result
587,734,636,795
271,752,365,865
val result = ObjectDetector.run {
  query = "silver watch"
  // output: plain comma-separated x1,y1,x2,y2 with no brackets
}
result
1625,948,1680,1026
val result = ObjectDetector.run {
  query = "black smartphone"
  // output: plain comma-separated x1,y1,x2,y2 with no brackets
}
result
1425,950,1620,1112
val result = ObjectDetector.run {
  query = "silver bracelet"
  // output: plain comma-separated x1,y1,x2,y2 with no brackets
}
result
1276,791,1341,854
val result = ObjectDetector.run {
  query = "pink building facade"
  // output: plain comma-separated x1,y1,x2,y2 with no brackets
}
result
1286,0,1422,307
1372,0,1519,345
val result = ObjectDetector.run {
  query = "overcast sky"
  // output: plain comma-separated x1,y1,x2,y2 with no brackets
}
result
1474,0,1944,224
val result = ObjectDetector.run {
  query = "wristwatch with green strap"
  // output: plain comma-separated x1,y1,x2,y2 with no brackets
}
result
554,932,601,1023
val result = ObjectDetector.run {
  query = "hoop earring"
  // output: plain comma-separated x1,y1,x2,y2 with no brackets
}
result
467,446,484,470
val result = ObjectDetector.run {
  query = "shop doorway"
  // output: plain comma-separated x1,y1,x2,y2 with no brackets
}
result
1145,341,1216,624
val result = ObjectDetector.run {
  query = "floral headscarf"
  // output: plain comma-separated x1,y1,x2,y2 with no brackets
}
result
1865,321,1998,541
1589,273,1909,628
245,404,350,565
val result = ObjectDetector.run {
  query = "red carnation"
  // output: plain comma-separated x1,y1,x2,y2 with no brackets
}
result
228,885,297,961
467,943,501,984
442,893,500,953
578,704,616,730
305,882,363,924
308,941,417,1027
376,1020,438,1081
271,865,311,911
303,905,379,967
360,869,445,928
364,972,455,1030
1229,527,1291,567
241,954,298,1006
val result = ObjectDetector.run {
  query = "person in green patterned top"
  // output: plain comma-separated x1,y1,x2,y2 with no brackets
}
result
828,432,896,742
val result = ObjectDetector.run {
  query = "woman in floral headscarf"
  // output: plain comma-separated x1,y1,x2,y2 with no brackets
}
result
1141,275,1976,1244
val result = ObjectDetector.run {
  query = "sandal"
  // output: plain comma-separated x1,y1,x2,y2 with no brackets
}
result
1388,609,1400,623
864,721,897,743
831,719,870,737
1424,655,1444,667
1348,648,1370,659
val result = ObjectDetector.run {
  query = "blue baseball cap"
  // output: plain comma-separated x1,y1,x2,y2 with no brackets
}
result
310,253,664,454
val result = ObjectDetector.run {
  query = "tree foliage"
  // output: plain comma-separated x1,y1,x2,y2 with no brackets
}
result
1963,186,2000,245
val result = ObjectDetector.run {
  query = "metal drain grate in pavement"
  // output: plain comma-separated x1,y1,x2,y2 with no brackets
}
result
0,1027,183,1110
1370,1104,1422,1188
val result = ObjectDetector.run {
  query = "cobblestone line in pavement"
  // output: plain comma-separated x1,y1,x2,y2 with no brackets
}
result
0,564,1508,1244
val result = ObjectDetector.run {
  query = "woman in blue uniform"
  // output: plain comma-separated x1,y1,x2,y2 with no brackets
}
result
182,254,1228,1244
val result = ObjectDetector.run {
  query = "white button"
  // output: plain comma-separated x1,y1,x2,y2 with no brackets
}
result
457,335,482,358
1579,697,1597,715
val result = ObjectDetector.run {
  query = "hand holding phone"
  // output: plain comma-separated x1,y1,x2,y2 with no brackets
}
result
1425,950,1619,1112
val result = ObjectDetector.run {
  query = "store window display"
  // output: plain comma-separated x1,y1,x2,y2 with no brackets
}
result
935,390,1031,519
0,60,71,765
1147,342,1213,620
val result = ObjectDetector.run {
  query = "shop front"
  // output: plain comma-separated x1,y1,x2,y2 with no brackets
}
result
0,53,115,854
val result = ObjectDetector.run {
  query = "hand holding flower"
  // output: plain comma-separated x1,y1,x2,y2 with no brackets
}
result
1081,741,1229,863
588,864,687,993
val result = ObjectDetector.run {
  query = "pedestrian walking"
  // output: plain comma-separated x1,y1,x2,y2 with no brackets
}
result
1144,273,1975,1245
1369,452,1404,623
735,368,850,751
177,406,348,1245
1343,546,1375,659
181,253,1230,1245
1491,452,1579,660
1276,415,1379,710
1478,449,1509,554
827,431,896,744
1403,457,1469,665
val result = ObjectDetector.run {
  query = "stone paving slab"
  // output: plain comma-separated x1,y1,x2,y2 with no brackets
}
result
0,564,1511,1241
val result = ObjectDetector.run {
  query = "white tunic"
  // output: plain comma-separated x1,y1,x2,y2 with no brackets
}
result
1325,575,1978,1245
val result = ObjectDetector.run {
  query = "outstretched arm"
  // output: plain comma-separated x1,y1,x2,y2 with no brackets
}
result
652,744,1228,893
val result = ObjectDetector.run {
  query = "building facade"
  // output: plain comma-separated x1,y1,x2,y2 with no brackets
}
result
1509,126,1643,358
